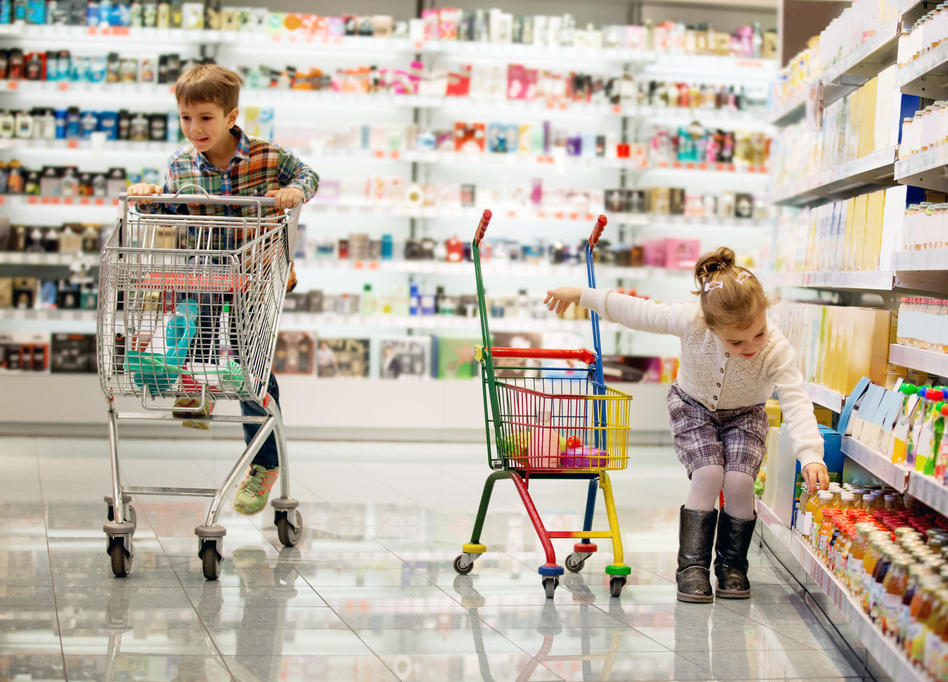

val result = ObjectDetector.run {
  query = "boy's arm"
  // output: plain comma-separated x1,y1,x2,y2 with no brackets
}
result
578,288,694,337
276,146,319,203
767,332,829,487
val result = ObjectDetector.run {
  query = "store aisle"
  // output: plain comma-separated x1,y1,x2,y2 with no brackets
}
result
3,437,862,681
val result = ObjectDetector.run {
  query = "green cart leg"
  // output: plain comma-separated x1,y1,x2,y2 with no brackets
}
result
454,470,510,574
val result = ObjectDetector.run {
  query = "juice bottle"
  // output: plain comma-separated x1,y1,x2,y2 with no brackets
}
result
848,523,874,594
881,555,910,635
797,483,810,531
909,576,940,664
899,564,931,647
833,523,854,579
922,589,948,676
851,488,867,506
861,537,884,612
828,483,843,507
869,545,894,622
810,490,833,547
801,484,821,539
818,509,839,559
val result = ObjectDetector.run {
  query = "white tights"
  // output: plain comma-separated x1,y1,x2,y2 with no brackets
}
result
685,465,756,520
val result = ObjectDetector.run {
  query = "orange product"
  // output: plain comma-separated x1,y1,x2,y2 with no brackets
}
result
880,555,910,636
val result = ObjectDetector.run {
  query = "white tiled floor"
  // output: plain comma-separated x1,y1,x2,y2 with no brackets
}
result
1,437,863,681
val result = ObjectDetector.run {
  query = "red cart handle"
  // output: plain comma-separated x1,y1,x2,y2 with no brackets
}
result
490,347,597,365
473,209,492,245
589,215,607,247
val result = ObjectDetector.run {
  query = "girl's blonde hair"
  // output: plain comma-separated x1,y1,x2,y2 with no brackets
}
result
692,247,769,330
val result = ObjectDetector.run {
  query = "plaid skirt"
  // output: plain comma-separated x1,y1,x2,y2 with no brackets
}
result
666,382,768,479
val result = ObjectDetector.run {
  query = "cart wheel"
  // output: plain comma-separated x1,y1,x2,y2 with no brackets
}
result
543,576,558,599
565,553,586,573
107,505,136,531
109,539,131,578
609,576,626,598
453,555,474,575
276,510,303,548
200,542,222,581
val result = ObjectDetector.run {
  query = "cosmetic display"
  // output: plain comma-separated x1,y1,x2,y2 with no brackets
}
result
0,220,104,254
0,162,145,197
771,185,910,275
770,300,891,396
0,106,180,143
0,47,184,84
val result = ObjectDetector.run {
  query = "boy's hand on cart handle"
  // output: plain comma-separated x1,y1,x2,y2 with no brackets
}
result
127,183,163,204
266,187,304,211
544,287,581,315
802,462,830,492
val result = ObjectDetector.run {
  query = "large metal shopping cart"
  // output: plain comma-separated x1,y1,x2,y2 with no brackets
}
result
453,211,634,598
97,190,304,580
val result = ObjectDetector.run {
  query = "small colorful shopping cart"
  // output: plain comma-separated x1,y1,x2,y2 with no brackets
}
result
96,189,304,580
453,210,634,598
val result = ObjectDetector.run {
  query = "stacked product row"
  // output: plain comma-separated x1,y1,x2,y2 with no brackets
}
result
0,163,143,197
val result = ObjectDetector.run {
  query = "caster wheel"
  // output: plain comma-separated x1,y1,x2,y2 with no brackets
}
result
565,553,586,573
200,542,222,581
609,576,626,598
276,510,303,547
543,576,559,599
453,554,473,575
109,540,131,578
107,505,136,531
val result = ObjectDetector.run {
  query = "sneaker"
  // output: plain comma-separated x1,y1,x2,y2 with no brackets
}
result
233,465,279,515
232,547,273,592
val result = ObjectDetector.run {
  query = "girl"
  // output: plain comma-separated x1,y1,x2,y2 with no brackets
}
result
544,247,830,603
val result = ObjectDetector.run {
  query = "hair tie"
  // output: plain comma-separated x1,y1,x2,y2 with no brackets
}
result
736,270,751,284
704,280,724,292
706,263,721,273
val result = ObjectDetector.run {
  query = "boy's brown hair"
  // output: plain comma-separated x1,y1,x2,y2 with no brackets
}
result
692,246,770,330
175,63,242,113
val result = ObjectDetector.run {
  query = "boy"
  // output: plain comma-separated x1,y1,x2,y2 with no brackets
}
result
128,63,319,516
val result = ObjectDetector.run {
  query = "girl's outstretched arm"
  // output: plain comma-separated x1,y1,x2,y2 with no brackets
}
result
544,287,581,315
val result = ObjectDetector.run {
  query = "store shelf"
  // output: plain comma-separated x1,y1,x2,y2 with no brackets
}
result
894,144,948,193
0,309,96,322
888,344,948,377
424,40,647,64
896,40,948,100
908,472,948,517
840,437,910,492
0,252,100,268
757,496,926,682
639,106,773,133
821,21,902,108
0,195,119,208
804,381,846,412
769,145,899,207
892,249,948,293
764,271,894,291
296,259,695,280
0,23,217,45
768,88,808,127
0,138,178,155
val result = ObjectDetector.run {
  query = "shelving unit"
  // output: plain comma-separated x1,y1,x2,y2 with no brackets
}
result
895,39,948,100
888,344,948,377
764,271,894,291
907,472,948,517
891,250,948,293
820,20,902,105
894,144,948,192
803,381,846,412
756,497,928,682
768,145,899,207
840,437,910,492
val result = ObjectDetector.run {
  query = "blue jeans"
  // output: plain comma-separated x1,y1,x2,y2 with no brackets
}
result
242,372,281,470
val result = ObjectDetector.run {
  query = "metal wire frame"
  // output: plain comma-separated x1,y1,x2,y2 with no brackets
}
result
97,197,295,406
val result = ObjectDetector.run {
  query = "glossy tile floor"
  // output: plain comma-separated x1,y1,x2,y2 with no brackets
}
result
2,437,864,681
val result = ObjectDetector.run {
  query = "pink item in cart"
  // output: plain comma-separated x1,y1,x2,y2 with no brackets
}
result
560,446,608,469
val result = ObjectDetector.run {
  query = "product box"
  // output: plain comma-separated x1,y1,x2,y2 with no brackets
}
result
664,238,701,269
316,338,369,378
272,331,315,374
50,333,97,373
379,336,432,379
0,331,50,373
436,337,479,379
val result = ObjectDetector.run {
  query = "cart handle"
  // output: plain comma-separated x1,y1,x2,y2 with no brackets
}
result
473,209,492,245
589,215,607,247
489,347,597,365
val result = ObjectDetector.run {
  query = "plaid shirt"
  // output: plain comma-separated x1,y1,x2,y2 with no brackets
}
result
146,126,319,251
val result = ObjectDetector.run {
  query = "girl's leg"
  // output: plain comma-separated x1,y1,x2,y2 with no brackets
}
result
715,471,758,599
685,465,724,511
677,465,724,603
721,471,756,520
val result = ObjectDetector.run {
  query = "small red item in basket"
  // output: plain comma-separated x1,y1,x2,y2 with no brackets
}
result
566,436,582,449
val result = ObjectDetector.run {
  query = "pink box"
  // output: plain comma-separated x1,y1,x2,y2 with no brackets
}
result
642,239,667,267
559,447,608,469
665,238,702,269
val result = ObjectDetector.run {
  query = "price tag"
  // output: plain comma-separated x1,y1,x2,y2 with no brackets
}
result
685,162,695,170
507,210,517,218
612,104,622,114
28,196,39,205
374,150,385,158
555,212,564,220
658,161,668,168
273,34,283,41
0,196,4,204
569,212,578,220
288,34,297,43
673,161,683,169
699,162,708,170
354,261,364,269
585,213,594,221
414,40,423,50
369,261,379,270
58,82,69,91
7,80,17,91
94,197,105,206
80,197,90,205
67,139,78,149
113,27,130,36
87,26,98,35
391,150,400,160
537,211,547,219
